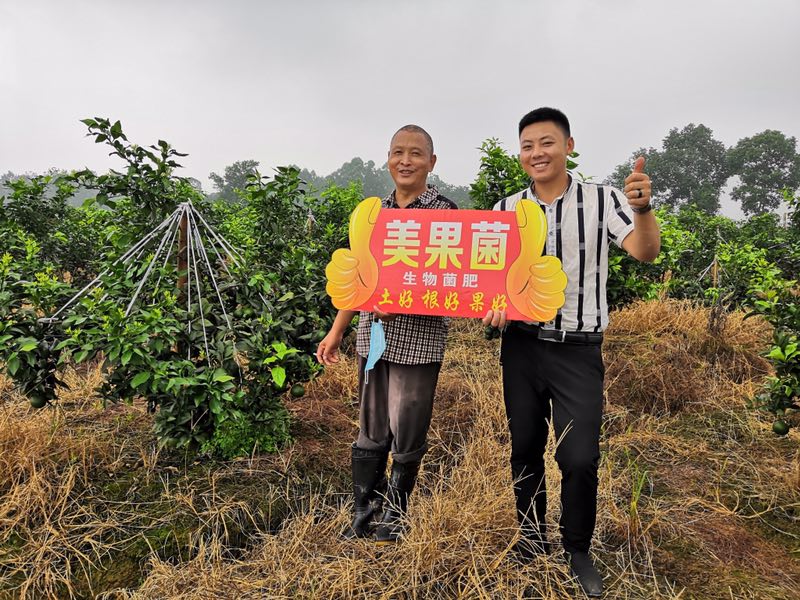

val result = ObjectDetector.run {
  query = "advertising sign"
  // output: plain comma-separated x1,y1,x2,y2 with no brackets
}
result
325,197,567,322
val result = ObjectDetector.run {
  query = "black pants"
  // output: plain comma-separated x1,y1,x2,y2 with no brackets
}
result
500,327,604,553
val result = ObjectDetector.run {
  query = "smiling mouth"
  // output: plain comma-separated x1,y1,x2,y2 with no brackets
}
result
532,162,549,169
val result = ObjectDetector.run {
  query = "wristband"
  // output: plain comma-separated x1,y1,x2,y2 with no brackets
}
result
631,203,652,214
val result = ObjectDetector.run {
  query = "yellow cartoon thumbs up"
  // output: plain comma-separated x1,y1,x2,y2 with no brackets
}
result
325,196,382,309
506,200,567,321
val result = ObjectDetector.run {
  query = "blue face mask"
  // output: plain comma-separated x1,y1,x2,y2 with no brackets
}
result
363,319,387,385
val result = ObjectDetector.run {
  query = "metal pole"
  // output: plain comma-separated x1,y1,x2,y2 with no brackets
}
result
177,207,188,299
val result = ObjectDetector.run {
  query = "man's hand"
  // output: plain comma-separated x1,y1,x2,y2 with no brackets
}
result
621,155,661,262
623,156,651,210
315,331,343,366
482,309,506,340
482,309,507,329
372,305,398,322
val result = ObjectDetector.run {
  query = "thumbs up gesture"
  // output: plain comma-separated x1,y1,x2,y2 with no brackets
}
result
623,156,652,211
504,200,567,321
325,196,382,309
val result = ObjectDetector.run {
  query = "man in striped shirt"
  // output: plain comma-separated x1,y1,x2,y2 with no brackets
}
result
484,107,660,597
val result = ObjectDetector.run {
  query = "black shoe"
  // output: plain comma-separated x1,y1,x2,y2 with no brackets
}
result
342,445,388,539
567,551,603,597
374,460,420,544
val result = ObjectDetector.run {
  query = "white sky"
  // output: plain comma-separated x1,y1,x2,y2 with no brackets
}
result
2,0,799,218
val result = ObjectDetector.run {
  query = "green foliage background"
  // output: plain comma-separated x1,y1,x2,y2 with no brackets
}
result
0,119,361,457
1,121,799,452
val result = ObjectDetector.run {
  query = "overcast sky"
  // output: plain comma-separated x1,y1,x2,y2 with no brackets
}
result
2,1,799,217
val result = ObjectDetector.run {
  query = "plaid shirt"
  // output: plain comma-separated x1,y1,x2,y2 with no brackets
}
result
356,185,458,364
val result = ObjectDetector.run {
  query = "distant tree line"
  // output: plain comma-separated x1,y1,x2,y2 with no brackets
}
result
209,158,471,207
5,123,799,216
606,124,800,216
204,125,800,215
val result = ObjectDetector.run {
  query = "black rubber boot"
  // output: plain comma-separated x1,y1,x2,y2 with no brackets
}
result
342,444,388,539
374,460,420,544
567,551,604,597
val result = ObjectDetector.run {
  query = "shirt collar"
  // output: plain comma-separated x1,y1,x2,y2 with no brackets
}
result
384,184,439,208
528,174,574,207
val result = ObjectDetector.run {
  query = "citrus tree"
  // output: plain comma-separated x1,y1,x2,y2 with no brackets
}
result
0,118,358,457
747,189,800,435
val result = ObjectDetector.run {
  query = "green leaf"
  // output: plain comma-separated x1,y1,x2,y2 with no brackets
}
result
131,371,151,388
767,347,786,361
7,355,20,375
271,366,286,388
212,368,234,383
209,397,222,414
19,341,38,352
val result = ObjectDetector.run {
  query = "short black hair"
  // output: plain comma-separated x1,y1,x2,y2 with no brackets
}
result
391,124,434,156
518,107,571,138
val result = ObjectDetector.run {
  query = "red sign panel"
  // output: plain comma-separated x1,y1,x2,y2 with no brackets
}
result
325,197,566,321
366,208,520,318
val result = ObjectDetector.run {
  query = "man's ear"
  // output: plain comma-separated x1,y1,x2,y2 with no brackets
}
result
567,136,575,154
429,153,437,172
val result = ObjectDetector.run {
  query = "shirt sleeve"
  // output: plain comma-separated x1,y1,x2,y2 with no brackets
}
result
606,187,635,249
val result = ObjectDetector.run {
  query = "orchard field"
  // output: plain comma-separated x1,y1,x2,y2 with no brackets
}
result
1,120,799,599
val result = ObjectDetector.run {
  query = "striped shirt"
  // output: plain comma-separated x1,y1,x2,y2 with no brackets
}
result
356,185,458,364
493,177,635,332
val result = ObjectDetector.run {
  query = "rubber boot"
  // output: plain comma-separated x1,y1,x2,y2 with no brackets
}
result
374,460,420,544
341,444,388,539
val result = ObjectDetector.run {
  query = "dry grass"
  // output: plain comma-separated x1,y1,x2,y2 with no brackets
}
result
1,300,798,599
604,299,772,415
0,364,131,599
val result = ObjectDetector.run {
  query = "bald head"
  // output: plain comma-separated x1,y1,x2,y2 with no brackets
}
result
391,124,434,157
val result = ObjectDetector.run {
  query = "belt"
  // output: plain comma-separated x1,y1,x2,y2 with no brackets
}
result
512,322,603,346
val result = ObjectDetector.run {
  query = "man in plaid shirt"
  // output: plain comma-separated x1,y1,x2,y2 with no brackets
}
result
316,125,457,544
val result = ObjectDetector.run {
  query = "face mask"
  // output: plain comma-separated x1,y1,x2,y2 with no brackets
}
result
363,319,387,385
